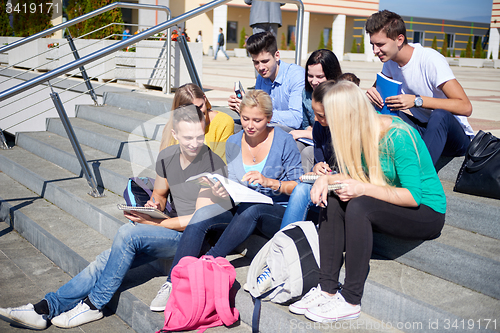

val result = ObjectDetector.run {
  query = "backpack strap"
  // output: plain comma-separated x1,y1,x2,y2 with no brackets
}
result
212,259,239,326
186,258,206,328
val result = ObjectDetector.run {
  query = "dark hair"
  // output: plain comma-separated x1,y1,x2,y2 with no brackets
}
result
245,31,277,56
304,49,342,92
312,80,337,104
338,73,360,86
365,10,408,44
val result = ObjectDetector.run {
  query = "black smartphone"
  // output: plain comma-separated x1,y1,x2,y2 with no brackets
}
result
234,81,245,99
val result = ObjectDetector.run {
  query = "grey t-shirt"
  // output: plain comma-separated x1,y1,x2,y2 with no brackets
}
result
156,145,226,216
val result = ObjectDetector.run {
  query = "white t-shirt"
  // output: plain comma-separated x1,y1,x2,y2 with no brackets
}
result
382,43,473,136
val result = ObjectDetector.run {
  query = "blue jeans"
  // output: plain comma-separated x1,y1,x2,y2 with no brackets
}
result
214,45,229,60
398,109,471,165
280,182,317,229
44,223,181,318
168,202,285,280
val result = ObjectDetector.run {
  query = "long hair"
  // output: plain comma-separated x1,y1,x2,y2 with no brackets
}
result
240,89,273,120
160,83,210,150
304,49,342,92
323,81,389,186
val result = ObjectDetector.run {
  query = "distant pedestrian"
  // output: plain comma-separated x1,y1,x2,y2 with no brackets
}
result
196,30,203,43
122,28,131,40
214,27,229,60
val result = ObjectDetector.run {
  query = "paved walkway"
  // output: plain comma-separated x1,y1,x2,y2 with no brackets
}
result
203,55,500,137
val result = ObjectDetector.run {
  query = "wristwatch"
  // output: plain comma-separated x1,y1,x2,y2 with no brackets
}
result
414,95,423,108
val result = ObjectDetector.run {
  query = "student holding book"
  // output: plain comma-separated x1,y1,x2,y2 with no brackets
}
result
365,10,473,165
288,81,446,322
150,90,303,311
160,83,234,162
0,105,226,330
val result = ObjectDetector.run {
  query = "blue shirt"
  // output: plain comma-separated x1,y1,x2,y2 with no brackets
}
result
301,89,314,130
255,60,305,130
225,127,303,204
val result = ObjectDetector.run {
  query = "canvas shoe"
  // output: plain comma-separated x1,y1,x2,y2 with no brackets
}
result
305,292,360,323
289,285,332,315
150,280,172,311
257,265,272,294
51,300,103,328
0,303,48,330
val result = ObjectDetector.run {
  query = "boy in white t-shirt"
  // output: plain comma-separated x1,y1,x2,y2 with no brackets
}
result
365,10,473,165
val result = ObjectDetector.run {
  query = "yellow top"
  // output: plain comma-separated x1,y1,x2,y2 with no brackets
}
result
204,111,235,163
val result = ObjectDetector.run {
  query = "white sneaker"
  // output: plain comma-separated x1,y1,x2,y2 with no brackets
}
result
289,285,332,315
305,292,360,323
150,280,172,311
257,265,272,294
0,303,48,330
51,300,103,328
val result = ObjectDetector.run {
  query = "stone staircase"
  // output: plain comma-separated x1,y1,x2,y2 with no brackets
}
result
0,91,499,333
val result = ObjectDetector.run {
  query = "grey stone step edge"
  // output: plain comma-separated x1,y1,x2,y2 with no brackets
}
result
103,91,173,116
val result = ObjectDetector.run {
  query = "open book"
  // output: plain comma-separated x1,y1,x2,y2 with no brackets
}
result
186,172,273,205
117,204,170,219
375,72,402,116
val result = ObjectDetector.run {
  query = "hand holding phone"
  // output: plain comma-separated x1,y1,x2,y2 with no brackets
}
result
234,81,245,100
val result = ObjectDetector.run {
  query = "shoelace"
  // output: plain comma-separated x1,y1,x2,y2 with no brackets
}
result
156,282,171,295
257,267,271,284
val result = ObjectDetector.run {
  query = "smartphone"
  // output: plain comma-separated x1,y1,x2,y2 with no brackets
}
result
234,81,245,100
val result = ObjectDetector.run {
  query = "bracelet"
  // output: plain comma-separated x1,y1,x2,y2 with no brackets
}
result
277,180,282,192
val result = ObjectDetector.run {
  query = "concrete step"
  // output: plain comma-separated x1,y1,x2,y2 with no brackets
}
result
15,131,156,197
76,104,169,142
46,117,160,171
103,91,173,116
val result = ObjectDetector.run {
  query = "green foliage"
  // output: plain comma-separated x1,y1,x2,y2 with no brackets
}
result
452,48,456,57
239,27,246,48
474,38,482,58
431,36,438,50
441,34,448,57
350,38,358,53
447,49,451,57
83,0,123,40
460,50,465,58
65,0,88,38
326,29,332,50
482,50,487,59
490,52,493,59
465,36,473,58
318,31,325,50
13,1,53,37
0,2,13,36
289,31,296,51
280,32,287,50
360,34,365,53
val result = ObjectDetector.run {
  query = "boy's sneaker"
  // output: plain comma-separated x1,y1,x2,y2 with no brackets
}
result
257,265,272,294
0,303,48,330
305,292,360,323
150,280,172,311
51,300,103,328
289,285,332,315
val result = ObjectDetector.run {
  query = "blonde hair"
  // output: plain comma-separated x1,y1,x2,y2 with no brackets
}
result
323,81,390,186
240,89,273,119
160,83,211,150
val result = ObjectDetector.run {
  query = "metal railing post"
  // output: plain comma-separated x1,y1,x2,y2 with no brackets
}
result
48,84,104,198
0,128,11,150
66,34,99,106
177,35,203,90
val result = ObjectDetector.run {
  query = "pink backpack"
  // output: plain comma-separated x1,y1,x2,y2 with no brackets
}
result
157,256,240,333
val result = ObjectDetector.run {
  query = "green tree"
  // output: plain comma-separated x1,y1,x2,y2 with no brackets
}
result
83,0,123,40
326,29,332,50
441,34,448,57
280,32,287,50
239,27,246,48
318,31,325,49
465,36,473,58
460,50,465,58
65,0,88,38
289,31,296,51
350,38,358,53
360,34,365,53
0,2,13,36
474,38,482,58
431,36,438,50
452,48,456,58
13,1,53,37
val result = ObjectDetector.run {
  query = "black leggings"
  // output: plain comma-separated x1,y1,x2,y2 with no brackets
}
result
318,195,445,305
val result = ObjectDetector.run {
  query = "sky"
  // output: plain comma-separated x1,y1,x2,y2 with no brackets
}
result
378,0,493,23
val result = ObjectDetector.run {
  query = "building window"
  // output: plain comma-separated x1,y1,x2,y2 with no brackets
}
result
323,28,331,47
413,31,424,45
287,25,296,46
227,21,238,44
446,33,454,49
473,35,482,49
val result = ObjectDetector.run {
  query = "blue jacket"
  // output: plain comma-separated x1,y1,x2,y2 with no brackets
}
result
226,127,303,204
